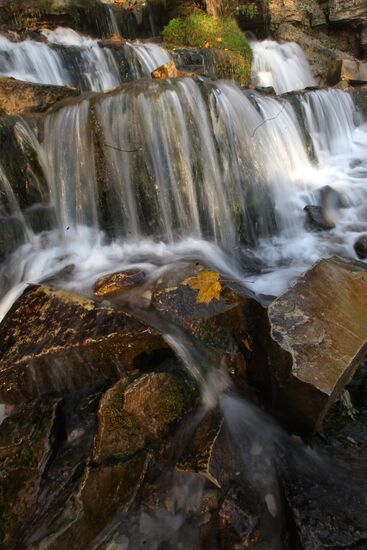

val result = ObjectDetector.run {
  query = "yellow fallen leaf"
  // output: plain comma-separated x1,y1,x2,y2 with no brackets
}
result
204,40,211,48
185,271,222,304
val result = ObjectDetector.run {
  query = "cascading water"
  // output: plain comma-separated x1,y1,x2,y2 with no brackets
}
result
0,28,171,91
251,39,316,94
1,24,367,547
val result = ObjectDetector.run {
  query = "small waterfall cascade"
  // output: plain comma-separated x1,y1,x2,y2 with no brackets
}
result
301,88,356,159
251,39,316,93
0,28,171,91
0,33,366,310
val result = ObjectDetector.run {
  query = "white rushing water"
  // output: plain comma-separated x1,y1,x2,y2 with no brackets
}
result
251,39,316,93
0,28,171,91
0,77,366,318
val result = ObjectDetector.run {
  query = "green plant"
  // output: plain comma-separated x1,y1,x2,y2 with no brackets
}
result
163,13,252,58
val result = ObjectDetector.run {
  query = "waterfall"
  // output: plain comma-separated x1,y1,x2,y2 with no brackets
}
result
301,88,356,159
251,40,316,94
0,29,172,91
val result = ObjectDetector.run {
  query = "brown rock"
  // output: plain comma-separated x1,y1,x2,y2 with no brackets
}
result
177,410,233,488
94,269,146,297
0,397,59,548
0,285,167,404
151,59,195,79
93,372,186,463
0,77,79,116
266,257,367,432
328,59,367,85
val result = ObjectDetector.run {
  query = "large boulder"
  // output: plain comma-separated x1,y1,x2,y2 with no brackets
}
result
0,78,79,117
0,285,168,404
354,235,367,259
265,257,367,432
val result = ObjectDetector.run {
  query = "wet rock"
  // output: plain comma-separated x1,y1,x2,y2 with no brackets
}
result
217,486,261,549
0,284,168,404
177,411,233,488
328,58,367,85
94,269,146,298
354,235,367,259
266,257,367,432
0,397,59,548
93,372,187,463
0,0,118,38
0,215,25,259
281,448,367,550
304,205,336,231
0,78,79,117
151,264,260,386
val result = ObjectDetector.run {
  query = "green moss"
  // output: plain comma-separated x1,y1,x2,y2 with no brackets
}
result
163,14,252,86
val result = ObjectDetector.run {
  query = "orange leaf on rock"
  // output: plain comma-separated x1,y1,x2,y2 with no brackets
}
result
185,271,222,304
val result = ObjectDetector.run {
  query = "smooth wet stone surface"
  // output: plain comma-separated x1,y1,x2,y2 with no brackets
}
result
267,257,367,432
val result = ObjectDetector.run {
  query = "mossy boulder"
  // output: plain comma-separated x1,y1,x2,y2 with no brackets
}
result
0,284,168,404
93,372,188,463
163,14,252,86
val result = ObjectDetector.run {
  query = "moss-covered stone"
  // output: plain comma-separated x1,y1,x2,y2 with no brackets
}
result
163,14,252,86
93,372,188,463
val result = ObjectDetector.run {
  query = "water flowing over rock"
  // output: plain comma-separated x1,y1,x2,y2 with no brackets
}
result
251,40,316,94
265,257,367,432
0,285,167,404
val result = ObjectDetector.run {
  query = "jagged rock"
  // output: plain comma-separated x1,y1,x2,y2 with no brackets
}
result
0,285,168,404
0,397,59,548
151,59,189,79
354,235,367,259
0,78,79,117
269,0,326,27
176,410,232,488
93,372,187,463
328,59,367,85
94,269,146,298
266,257,367,432
304,205,336,231
328,0,367,24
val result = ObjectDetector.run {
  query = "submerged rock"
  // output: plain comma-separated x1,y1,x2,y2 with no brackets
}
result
0,285,168,404
354,235,367,259
304,204,336,231
0,77,79,117
266,257,367,432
